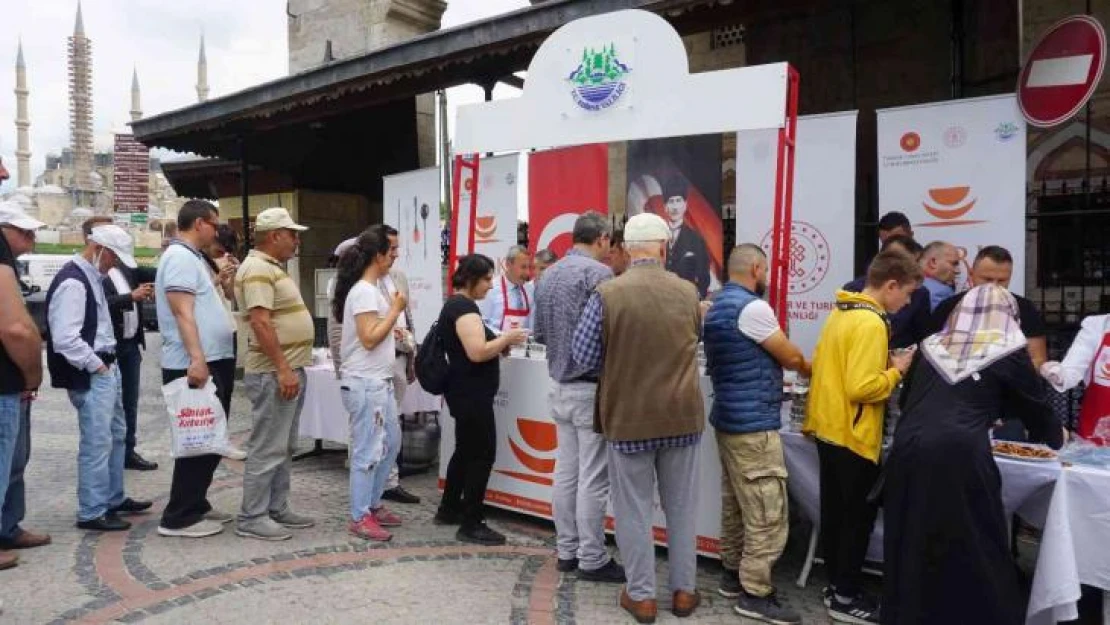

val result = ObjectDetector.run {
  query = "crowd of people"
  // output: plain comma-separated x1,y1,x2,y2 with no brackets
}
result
1,189,1106,624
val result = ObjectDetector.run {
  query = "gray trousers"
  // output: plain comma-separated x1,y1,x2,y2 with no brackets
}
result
386,355,409,490
609,442,700,601
550,380,611,571
239,369,307,522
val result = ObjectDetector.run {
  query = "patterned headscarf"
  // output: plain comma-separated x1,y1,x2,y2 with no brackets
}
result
921,284,1027,384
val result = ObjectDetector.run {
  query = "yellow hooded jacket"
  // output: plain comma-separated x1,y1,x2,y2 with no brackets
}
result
802,290,902,463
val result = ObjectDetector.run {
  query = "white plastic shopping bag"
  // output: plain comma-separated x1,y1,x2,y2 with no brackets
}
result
162,377,229,458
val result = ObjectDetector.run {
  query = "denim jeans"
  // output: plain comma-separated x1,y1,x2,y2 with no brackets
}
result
68,366,126,521
0,398,31,540
341,377,401,522
0,394,22,529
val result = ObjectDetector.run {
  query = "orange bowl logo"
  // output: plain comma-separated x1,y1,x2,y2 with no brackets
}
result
900,132,921,153
474,215,497,241
496,418,557,486
1101,360,1110,378
923,186,975,220
918,185,985,227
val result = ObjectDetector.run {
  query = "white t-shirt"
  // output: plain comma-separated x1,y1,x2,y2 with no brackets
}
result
738,299,781,343
339,280,395,380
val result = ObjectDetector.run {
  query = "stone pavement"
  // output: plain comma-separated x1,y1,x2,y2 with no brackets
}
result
0,335,838,624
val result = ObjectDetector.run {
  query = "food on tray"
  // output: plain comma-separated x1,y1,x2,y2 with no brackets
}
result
991,441,1057,460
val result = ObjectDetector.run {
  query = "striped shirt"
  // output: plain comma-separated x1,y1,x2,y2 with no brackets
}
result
235,250,314,373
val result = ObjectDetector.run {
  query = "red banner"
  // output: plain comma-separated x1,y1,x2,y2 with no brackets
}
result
528,144,608,257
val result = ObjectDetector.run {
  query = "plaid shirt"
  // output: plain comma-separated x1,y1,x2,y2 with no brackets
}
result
535,248,612,382
571,261,702,454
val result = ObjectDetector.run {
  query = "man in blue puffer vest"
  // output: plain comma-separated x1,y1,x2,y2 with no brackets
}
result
704,244,810,625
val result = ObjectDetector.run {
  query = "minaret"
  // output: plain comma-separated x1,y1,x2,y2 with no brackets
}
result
196,35,209,103
68,1,94,191
130,68,142,121
14,39,31,188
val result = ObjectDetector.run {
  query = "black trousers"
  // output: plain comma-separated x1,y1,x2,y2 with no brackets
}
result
117,338,142,454
441,393,497,528
817,440,880,597
160,359,235,530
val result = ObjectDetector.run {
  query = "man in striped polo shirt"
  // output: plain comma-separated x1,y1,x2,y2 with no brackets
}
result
233,208,317,541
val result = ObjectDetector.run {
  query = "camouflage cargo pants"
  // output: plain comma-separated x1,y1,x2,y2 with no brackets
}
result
716,429,789,597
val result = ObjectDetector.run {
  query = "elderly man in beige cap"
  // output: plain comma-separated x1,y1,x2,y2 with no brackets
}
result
571,212,706,623
233,207,317,541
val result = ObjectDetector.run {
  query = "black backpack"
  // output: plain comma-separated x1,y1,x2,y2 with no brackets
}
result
415,320,450,395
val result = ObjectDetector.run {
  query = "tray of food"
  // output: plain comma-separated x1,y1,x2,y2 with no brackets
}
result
991,440,1058,463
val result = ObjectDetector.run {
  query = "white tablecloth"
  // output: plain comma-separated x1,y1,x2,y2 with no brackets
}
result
298,364,443,444
780,431,1062,562
1027,464,1110,624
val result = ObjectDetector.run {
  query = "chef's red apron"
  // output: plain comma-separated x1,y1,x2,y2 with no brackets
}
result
499,276,531,332
1077,328,1110,445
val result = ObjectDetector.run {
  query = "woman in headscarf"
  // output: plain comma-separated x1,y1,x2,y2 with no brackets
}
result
881,284,1063,625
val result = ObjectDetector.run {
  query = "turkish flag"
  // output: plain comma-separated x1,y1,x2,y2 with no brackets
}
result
528,144,608,256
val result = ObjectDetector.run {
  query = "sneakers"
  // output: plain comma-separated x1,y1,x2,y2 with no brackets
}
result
222,446,248,461
157,520,224,538
456,522,506,546
556,557,579,573
828,592,881,624
735,590,802,625
269,509,315,529
718,568,741,598
822,586,834,608
348,514,392,542
203,509,234,525
236,518,293,542
577,559,626,583
372,507,402,527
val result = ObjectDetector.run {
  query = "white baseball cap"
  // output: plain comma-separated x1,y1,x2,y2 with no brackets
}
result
623,213,671,242
88,224,137,268
333,237,357,257
255,207,308,233
0,200,46,231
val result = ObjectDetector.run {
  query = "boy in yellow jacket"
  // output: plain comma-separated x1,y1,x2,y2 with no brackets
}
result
803,250,921,624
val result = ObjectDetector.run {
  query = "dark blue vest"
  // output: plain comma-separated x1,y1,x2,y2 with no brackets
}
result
0,235,25,394
45,261,98,391
704,282,783,434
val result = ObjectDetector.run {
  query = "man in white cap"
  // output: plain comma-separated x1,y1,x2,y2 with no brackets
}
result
571,212,705,623
46,223,152,532
233,207,316,541
0,201,50,566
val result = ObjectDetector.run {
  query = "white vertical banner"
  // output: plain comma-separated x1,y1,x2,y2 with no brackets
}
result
736,111,858,356
473,153,520,267
384,167,443,343
877,94,1026,293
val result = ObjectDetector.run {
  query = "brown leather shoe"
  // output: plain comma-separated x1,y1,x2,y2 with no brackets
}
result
0,529,52,550
0,550,19,570
671,589,701,617
619,587,657,624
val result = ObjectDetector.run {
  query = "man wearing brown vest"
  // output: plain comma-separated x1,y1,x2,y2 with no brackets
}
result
572,212,705,623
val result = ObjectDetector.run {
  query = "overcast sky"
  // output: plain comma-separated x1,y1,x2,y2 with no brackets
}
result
0,0,528,193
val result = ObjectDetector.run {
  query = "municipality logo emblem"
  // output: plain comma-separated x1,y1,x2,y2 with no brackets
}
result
995,122,1019,142
568,44,630,111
